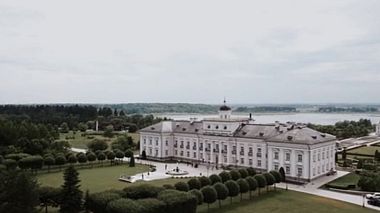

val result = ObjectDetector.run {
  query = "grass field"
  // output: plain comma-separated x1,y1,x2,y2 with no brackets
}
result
38,164,149,192
347,146,380,156
325,172,361,189
59,131,139,149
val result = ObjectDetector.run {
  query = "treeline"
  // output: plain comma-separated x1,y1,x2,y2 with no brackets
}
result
99,103,218,114
307,119,373,139
318,107,378,113
234,106,297,113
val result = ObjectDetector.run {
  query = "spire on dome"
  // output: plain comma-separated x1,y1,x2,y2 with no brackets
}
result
219,98,231,111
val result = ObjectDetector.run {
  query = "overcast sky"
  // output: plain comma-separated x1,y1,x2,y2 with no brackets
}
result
0,0,379,104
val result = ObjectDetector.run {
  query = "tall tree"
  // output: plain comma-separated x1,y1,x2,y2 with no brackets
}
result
60,166,83,213
0,170,40,213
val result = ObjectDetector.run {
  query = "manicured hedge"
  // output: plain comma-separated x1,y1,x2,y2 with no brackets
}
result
106,198,141,213
123,184,164,199
136,198,166,213
157,190,197,213
87,192,121,213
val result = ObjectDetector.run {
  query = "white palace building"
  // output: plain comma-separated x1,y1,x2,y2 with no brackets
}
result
139,102,337,181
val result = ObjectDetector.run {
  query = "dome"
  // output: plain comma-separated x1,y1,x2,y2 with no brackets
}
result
219,105,231,111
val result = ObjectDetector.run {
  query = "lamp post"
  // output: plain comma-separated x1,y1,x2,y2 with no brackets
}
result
362,195,365,208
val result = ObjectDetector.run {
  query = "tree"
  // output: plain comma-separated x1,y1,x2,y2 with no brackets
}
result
263,173,276,192
129,155,135,167
87,152,96,167
141,150,147,159
114,149,125,163
44,155,55,172
111,135,134,152
189,189,204,205
39,186,61,213
77,122,88,132
55,154,66,170
86,191,121,213
106,151,115,165
279,167,286,182
201,186,217,211
60,122,69,133
103,125,114,138
247,167,256,176
199,176,211,187
106,198,140,213
125,149,134,158
174,182,190,192
236,178,249,201
188,178,202,190
60,166,83,213
224,180,240,204
209,174,222,185
87,139,108,152
0,170,40,213
3,159,17,170
77,153,88,164
253,174,266,195
213,182,229,208
230,170,241,181
238,168,249,178
123,184,164,199
270,170,282,190
68,154,78,164
219,171,231,183
245,176,258,199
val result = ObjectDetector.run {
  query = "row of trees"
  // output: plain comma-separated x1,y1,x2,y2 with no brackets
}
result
0,148,136,172
308,119,374,139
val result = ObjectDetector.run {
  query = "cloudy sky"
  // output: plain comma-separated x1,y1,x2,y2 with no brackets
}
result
0,0,379,104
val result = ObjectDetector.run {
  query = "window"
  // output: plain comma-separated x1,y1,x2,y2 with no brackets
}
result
318,153,320,161
274,164,279,171
240,158,244,164
187,151,190,157
165,150,168,156
224,126,227,130
224,145,227,151
180,151,183,156
155,139,158,146
193,152,196,158
174,150,178,155
143,138,146,144
274,152,279,160
149,148,152,155
298,154,303,163
149,139,152,145
297,167,303,177
165,140,168,146
257,148,262,158
286,153,290,161
207,125,211,129
155,149,158,156
257,160,262,167
200,153,203,159
286,166,290,174
313,167,316,176
322,152,325,159
215,125,219,129
313,154,316,162
224,157,227,163
249,159,252,165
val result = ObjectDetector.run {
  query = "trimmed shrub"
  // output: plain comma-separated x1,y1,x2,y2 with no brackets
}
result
209,174,222,185
136,198,166,213
163,184,175,190
189,189,203,205
213,182,229,208
219,171,232,183
87,192,121,213
188,178,202,190
106,198,140,213
245,176,258,199
123,184,164,199
263,172,276,191
238,169,249,178
253,174,266,194
201,186,217,210
230,170,241,181
4,159,17,170
199,176,211,187
247,167,256,176
224,180,240,204
174,182,190,192
237,178,249,201
158,190,197,213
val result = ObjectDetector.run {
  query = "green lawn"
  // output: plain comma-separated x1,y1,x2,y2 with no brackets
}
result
325,172,361,189
38,164,149,192
59,131,139,149
197,190,377,213
347,146,380,156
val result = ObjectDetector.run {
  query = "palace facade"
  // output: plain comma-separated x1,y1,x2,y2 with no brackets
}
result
139,103,336,181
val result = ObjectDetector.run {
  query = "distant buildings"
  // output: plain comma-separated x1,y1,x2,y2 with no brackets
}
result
376,122,380,136
139,101,336,182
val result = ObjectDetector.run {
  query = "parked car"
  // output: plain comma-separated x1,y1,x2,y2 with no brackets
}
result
366,193,380,199
368,198,380,207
